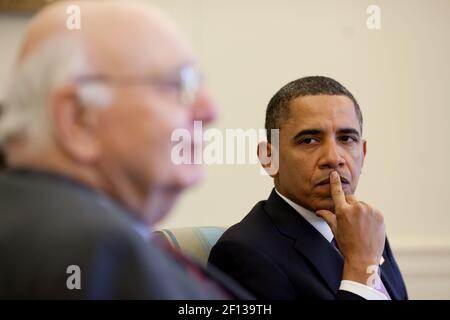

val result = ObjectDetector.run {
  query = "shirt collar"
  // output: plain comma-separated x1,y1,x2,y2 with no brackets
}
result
275,188,334,243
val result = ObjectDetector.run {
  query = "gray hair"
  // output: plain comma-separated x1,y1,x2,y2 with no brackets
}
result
0,33,111,149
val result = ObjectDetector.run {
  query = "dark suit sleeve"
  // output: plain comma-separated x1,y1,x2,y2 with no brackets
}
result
2,225,165,299
37,226,168,299
209,240,365,300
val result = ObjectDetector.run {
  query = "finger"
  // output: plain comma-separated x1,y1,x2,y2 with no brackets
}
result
345,194,358,204
329,171,347,209
358,200,370,207
316,210,337,235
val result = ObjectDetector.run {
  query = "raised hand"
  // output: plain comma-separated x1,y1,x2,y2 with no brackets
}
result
316,171,386,285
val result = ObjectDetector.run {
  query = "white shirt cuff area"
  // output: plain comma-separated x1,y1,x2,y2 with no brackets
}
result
339,280,388,300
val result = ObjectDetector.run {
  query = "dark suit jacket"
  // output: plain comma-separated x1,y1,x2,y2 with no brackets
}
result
208,189,408,300
0,169,251,299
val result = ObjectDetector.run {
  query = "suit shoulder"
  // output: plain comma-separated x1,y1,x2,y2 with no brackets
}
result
0,171,139,238
0,172,147,271
221,200,274,236
214,199,284,255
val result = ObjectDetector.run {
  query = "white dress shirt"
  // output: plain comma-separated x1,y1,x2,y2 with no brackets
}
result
275,189,388,300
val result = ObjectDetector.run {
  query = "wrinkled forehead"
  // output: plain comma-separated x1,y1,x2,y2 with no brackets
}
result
285,95,360,132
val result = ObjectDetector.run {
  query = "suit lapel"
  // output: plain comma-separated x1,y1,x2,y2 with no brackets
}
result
380,250,400,300
264,189,344,295
294,228,344,294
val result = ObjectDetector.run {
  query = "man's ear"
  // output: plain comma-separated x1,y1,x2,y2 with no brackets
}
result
50,84,102,163
257,141,279,177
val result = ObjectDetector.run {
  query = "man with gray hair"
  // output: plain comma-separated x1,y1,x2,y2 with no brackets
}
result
0,0,249,299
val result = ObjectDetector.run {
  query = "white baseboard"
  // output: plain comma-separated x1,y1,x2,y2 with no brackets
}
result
393,244,450,299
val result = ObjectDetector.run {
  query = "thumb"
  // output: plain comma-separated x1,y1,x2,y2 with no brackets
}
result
316,210,337,234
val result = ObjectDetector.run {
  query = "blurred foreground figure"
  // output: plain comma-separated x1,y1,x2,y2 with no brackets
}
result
0,0,248,299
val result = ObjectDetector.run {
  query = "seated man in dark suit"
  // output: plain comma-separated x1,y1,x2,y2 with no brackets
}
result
209,76,408,300
0,0,249,299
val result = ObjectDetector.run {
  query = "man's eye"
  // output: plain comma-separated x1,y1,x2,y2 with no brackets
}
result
339,136,357,143
300,138,319,145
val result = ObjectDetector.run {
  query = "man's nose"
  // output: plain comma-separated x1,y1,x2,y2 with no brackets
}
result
191,86,218,125
318,140,345,170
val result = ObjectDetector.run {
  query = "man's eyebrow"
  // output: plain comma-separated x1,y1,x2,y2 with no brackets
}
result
337,128,361,137
292,128,361,141
292,129,323,141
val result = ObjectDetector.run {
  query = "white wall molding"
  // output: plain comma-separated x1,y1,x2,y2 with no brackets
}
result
393,244,450,299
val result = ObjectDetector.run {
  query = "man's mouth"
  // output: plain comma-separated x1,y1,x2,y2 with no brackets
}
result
316,176,350,186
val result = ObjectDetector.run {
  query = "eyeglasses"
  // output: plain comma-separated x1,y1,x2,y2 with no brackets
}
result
74,65,203,106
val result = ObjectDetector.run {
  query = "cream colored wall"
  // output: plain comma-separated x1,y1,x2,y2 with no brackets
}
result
1,0,449,299
0,13,29,99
